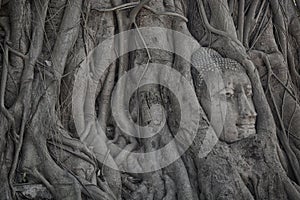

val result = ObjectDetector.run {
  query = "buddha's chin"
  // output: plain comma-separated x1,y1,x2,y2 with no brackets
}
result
237,126,256,139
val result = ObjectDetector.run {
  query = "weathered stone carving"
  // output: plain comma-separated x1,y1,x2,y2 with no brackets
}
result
192,48,257,143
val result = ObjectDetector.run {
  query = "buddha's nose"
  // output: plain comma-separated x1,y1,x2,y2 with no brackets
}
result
238,91,257,119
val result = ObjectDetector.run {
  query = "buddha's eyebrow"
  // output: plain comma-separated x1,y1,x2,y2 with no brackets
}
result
225,85,234,91
225,81,234,89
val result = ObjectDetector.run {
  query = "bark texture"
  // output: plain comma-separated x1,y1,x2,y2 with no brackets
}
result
0,0,300,199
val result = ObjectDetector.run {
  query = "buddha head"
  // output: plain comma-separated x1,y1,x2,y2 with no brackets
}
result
192,48,257,143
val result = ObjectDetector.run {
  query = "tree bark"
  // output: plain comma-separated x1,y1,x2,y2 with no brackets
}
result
1,0,300,199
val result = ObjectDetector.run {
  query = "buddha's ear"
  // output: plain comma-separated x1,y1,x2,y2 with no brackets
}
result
200,98,212,121
199,83,212,120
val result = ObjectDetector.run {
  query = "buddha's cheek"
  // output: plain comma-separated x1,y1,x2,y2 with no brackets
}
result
220,103,240,143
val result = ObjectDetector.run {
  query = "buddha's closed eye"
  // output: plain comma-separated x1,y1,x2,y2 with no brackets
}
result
218,88,234,99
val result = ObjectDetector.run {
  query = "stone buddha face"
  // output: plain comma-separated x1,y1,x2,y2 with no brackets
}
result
192,48,257,143
216,70,257,143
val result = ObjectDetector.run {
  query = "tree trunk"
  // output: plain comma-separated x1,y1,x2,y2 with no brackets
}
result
1,0,300,199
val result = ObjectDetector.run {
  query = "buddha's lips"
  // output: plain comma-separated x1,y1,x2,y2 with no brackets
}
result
236,123,256,129
237,125,255,129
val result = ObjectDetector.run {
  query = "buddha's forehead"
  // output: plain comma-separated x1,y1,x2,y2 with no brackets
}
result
222,70,251,88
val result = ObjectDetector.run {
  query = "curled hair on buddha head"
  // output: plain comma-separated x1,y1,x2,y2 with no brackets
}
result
191,47,244,86
191,47,245,120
